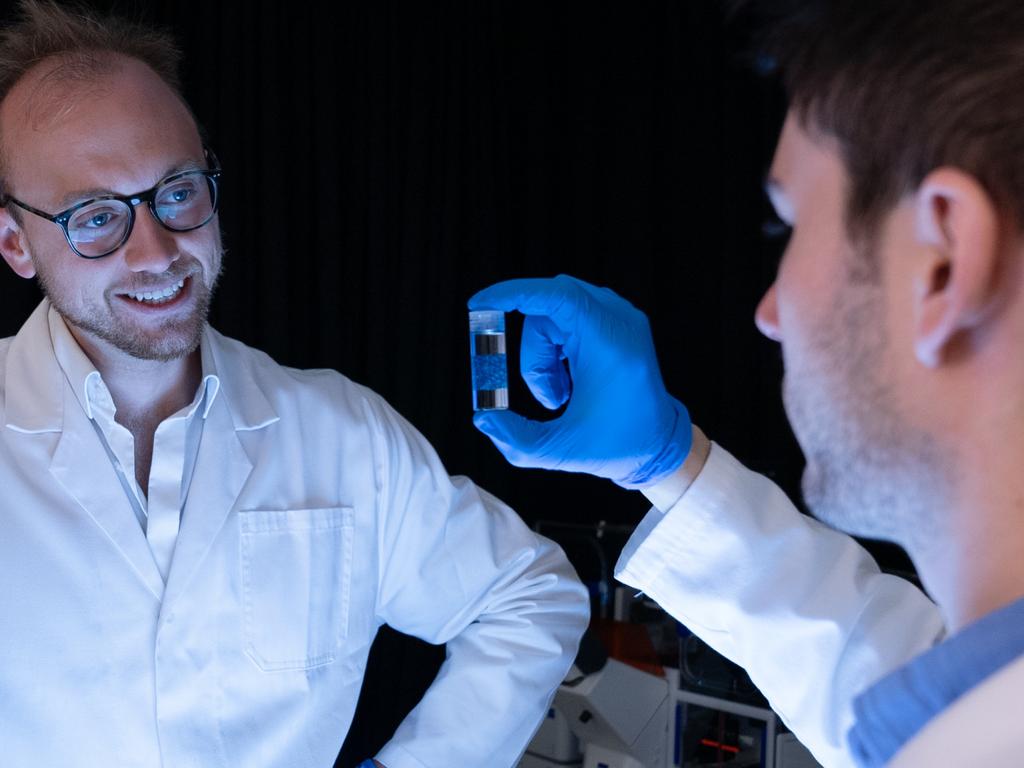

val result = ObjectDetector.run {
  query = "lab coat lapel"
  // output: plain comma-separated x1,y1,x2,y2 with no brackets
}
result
8,300,165,601
161,387,253,611
49,383,165,602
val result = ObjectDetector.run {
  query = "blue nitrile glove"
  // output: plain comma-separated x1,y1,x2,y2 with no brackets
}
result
468,274,691,489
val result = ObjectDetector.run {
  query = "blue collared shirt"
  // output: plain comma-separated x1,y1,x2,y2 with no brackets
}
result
848,595,1024,765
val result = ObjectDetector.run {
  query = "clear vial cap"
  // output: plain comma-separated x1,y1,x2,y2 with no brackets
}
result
469,310,505,333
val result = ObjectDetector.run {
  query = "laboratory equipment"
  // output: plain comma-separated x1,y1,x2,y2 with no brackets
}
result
669,674,819,768
522,666,821,768
520,521,821,768
559,658,671,768
521,706,581,766
469,309,508,411
523,658,670,768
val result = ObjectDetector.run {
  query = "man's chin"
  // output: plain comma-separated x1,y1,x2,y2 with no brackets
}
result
801,462,905,545
115,323,204,361
104,287,212,360
67,310,206,363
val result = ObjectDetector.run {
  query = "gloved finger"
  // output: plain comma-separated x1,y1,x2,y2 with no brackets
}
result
469,278,556,312
520,315,571,410
472,410,560,469
468,274,591,333
579,279,646,323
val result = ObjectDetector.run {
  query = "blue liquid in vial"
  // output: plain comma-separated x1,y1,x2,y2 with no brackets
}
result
469,311,508,411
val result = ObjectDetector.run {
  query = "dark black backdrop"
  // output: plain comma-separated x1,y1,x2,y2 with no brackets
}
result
0,2,914,764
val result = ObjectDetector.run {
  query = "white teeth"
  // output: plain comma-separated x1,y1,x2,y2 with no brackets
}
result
127,278,186,304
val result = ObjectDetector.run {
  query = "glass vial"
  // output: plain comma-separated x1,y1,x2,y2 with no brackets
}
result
469,310,508,411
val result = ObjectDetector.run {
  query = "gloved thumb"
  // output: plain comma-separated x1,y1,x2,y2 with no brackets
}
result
472,410,559,470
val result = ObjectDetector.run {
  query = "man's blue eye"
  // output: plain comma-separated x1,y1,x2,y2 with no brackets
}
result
158,178,203,206
87,213,112,228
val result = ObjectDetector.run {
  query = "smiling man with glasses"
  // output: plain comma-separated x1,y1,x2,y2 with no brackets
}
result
0,2,588,767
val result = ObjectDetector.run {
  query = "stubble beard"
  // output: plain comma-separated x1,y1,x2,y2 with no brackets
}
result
784,250,950,553
38,248,224,363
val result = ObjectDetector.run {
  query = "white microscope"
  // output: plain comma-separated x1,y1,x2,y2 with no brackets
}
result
520,630,670,768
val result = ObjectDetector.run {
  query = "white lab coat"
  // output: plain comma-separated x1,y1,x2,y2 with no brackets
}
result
614,442,947,768
0,300,589,768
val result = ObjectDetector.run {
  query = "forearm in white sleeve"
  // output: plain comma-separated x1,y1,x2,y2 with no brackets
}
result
367,400,590,768
614,442,945,768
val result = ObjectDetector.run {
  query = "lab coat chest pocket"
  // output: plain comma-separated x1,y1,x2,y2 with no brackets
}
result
239,506,354,672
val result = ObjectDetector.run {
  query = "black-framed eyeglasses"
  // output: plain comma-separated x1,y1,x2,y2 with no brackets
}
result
1,148,222,259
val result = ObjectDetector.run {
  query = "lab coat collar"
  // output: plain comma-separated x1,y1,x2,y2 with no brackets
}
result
4,300,64,434
201,324,278,431
49,382,167,600
4,300,277,434
4,301,279,604
160,328,280,608
159,328,278,607
160,375,255,609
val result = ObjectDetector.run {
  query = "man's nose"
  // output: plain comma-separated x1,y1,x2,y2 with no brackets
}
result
123,205,179,273
755,281,782,342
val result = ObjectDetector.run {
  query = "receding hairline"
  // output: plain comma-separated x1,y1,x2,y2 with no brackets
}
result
0,51,202,191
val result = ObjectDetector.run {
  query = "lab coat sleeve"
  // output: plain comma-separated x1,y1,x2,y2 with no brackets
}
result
614,442,945,768
362,397,590,768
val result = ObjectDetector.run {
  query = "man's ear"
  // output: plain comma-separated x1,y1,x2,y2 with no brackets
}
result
0,206,35,279
912,168,1001,368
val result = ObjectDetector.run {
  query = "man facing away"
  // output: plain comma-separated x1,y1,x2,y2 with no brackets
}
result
0,2,588,766
471,0,1024,765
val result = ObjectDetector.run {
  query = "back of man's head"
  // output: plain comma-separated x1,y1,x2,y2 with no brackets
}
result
740,0,1024,272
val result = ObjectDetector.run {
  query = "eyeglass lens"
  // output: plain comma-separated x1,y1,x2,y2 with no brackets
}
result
67,172,216,257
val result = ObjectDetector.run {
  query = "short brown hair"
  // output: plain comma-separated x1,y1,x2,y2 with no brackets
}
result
742,0,1024,269
0,0,185,198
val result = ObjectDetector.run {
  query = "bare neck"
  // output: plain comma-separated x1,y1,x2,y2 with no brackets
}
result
101,352,201,430
909,434,1024,634
69,328,202,495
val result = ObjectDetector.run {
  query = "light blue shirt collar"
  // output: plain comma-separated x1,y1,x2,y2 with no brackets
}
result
848,594,1024,766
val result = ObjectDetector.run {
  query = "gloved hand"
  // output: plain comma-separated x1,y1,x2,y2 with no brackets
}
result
468,274,691,488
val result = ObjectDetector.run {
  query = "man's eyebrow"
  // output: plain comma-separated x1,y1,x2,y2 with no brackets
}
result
53,185,114,211
54,157,206,211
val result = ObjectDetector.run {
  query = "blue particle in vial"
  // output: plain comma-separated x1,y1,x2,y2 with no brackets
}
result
472,354,507,391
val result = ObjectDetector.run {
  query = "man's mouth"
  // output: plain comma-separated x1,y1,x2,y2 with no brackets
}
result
122,278,187,306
